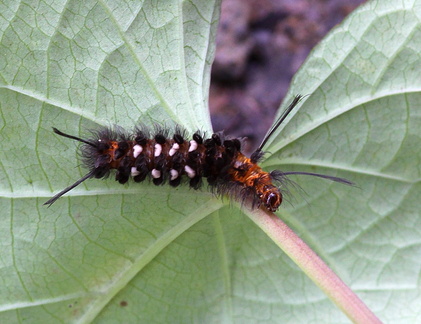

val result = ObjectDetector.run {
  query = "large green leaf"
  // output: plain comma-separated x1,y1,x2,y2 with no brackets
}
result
262,1,421,322
0,0,419,323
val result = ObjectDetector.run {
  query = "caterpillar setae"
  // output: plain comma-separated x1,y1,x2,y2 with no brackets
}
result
44,95,353,211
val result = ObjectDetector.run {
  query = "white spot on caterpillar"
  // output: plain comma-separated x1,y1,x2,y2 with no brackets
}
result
170,169,179,180
133,145,143,158
131,167,140,177
154,144,162,157
184,165,196,178
169,143,180,156
188,140,198,152
151,169,161,179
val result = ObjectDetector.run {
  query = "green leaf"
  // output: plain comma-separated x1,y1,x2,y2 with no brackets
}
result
262,0,421,322
0,0,419,323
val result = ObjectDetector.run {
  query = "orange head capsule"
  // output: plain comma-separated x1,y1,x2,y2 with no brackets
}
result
261,186,282,212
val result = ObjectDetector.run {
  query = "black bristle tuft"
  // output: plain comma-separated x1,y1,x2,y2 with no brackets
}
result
212,133,222,146
154,134,166,145
153,177,164,185
250,150,265,163
193,132,203,144
169,177,182,187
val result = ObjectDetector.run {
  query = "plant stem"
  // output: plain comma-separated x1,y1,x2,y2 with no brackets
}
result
247,208,382,324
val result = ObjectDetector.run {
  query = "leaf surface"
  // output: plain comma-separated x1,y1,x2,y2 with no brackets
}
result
0,0,420,323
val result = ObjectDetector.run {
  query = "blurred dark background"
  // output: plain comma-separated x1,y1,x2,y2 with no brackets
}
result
210,0,367,153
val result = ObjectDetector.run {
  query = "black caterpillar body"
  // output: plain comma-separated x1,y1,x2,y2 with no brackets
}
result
45,96,353,210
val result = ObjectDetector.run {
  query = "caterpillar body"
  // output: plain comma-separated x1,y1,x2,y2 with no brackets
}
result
44,96,352,210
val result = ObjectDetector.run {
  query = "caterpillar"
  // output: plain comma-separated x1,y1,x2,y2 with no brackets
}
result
44,96,352,211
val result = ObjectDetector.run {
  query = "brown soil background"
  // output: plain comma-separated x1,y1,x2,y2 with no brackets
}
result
210,0,367,153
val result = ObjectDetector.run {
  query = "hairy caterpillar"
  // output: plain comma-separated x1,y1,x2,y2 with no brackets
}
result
44,96,352,211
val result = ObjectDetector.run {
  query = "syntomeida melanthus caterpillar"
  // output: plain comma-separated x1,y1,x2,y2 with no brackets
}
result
44,96,353,211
